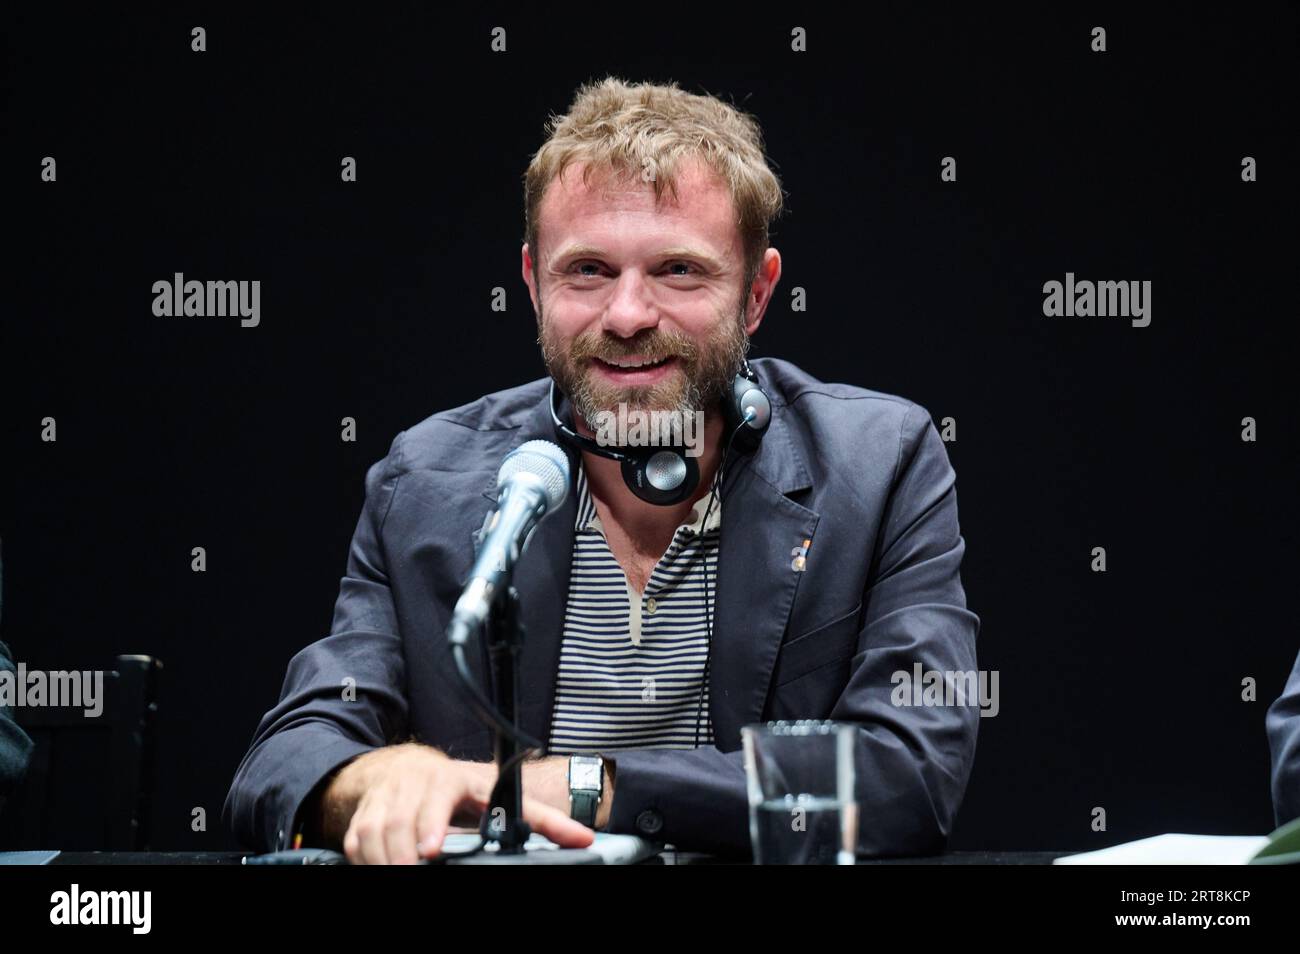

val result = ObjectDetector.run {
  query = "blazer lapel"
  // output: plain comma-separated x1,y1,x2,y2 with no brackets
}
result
709,406,817,749
474,397,580,750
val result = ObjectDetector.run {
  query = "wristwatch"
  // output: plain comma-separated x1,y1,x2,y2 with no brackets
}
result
568,755,604,826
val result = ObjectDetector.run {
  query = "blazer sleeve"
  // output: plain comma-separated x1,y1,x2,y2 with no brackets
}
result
606,404,981,857
1267,650,1300,827
222,433,411,852
0,638,35,808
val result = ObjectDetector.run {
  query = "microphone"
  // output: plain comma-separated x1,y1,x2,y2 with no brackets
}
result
447,439,570,647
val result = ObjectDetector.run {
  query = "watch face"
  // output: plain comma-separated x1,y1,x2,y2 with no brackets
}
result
570,759,601,790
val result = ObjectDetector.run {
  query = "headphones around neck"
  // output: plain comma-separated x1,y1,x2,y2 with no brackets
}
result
548,358,772,506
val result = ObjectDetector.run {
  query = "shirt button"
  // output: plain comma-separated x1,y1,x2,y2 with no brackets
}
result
636,809,664,836
646,597,658,615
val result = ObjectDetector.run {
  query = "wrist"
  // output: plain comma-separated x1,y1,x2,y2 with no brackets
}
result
567,754,608,827
315,753,374,846
318,743,437,845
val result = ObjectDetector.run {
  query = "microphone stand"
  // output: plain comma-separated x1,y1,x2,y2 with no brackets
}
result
445,442,573,860
478,583,531,854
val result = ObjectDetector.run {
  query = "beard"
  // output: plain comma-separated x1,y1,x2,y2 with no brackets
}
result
538,298,750,429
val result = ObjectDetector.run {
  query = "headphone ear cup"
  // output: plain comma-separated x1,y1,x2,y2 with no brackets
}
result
729,373,772,450
621,451,699,506
551,379,706,507
737,386,771,431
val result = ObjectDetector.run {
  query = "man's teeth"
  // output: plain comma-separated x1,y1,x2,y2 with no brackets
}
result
602,356,668,369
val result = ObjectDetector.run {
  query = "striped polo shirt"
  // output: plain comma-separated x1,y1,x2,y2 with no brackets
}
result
546,460,721,754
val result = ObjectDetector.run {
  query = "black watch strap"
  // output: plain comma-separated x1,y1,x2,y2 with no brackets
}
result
570,790,599,826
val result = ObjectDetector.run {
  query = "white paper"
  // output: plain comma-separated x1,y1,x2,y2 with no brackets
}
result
1053,833,1269,865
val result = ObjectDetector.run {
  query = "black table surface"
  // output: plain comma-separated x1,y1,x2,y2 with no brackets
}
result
39,849,1070,865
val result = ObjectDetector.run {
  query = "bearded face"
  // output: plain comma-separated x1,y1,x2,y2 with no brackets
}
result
538,292,750,430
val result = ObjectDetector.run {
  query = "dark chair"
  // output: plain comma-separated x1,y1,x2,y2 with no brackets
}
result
0,654,162,850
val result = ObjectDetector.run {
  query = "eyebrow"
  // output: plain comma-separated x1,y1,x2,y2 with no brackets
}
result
549,244,725,272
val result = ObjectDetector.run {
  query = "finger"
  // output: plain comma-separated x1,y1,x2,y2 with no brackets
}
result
342,824,362,864
420,762,502,858
350,798,390,866
445,765,495,830
415,784,458,859
382,776,425,865
523,796,596,848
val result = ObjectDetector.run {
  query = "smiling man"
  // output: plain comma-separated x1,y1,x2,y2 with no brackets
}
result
225,76,981,864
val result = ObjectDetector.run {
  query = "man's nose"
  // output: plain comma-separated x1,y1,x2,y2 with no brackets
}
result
601,270,659,338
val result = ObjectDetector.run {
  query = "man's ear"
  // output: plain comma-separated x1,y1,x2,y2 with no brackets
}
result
743,247,782,336
521,243,541,317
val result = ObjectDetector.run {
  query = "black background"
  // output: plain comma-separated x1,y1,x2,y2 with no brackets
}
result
2,5,1296,852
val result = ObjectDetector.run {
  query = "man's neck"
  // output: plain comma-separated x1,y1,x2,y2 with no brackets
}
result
574,403,726,542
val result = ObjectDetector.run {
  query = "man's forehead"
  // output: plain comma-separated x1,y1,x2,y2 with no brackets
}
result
539,158,737,257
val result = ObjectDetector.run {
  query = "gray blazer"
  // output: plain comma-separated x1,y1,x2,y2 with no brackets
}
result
223,357,981,857
0,638,34,813
1267,651,1300,826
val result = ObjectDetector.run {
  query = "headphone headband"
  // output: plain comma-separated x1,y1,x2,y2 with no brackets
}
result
548,382,639,467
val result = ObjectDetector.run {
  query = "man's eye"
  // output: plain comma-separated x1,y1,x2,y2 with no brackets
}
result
665,262,695,276
573,262,603,277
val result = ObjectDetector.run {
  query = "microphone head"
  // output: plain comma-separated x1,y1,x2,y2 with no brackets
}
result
497,439,571,514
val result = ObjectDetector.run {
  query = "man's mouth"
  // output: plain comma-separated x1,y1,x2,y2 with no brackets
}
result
595,355,673,370
589,354,679,383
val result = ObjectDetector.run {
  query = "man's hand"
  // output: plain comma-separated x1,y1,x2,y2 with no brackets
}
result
317,743,594,864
